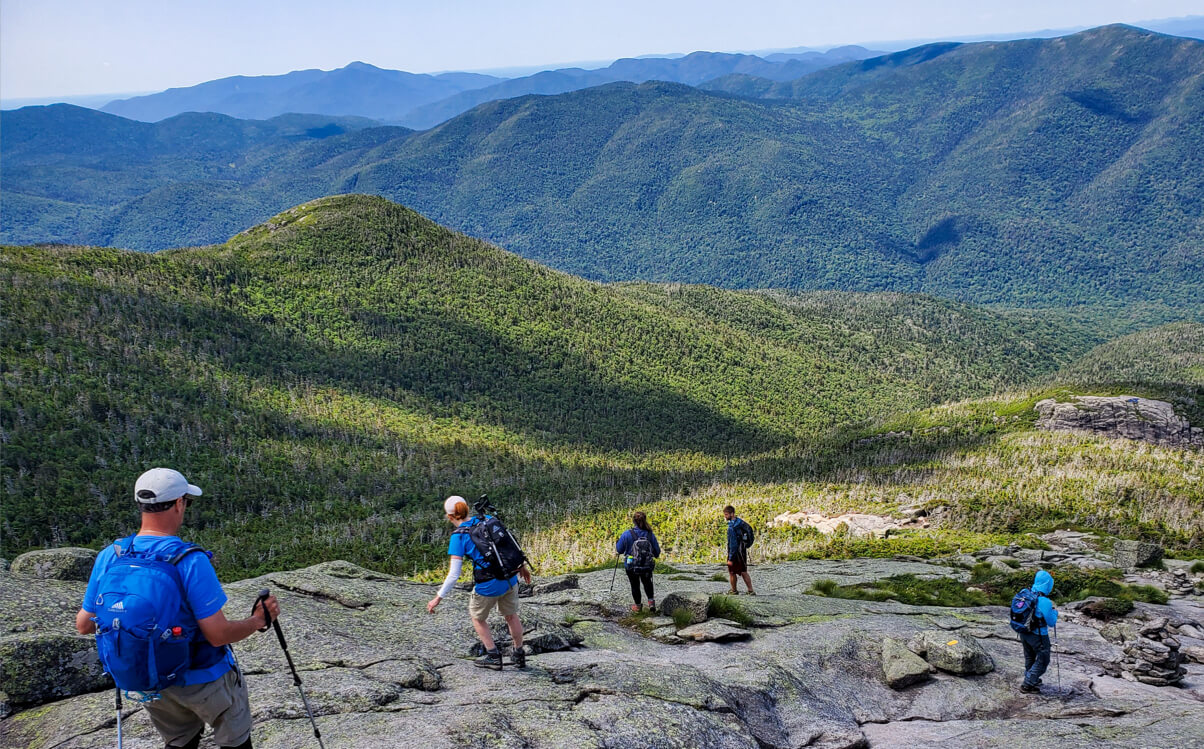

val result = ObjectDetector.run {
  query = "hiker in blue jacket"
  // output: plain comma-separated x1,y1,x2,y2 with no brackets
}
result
724,505,756,595
1018,569,1059,693
75,468,279,749
616,511,661,612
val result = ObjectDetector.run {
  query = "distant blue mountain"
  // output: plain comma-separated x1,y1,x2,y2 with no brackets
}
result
97,49,880,130
101,62,503,123
397,47,881,129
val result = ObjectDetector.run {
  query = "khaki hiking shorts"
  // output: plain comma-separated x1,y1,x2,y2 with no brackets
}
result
469,586,519,621
144,668,251,747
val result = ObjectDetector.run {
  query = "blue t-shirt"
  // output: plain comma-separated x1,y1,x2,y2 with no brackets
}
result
83,535,232,686
448,517,518,597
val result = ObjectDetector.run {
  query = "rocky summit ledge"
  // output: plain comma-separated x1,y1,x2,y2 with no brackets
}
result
2,558,1203,749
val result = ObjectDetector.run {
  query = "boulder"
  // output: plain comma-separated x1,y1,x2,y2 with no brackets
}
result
1112,540,1163,569
1035,395,1204,448
648,625,686,644
910,630,994,675
469,614,583,656
0,633,111,706
659,591,710,625
881,637,933,689
10,548,97,581
520,574,580,597
675,619,751,643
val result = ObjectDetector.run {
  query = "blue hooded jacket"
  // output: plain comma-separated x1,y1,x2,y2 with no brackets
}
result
1031,570,1058,635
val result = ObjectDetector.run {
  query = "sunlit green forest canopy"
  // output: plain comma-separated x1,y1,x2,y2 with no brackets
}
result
10,196,1198,577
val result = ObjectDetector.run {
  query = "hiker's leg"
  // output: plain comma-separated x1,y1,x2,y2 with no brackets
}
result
145,685,206,749
1021,633,1036,673
1030,635,1051,683
498,588,524,649
469,592,499,650
170,731,203,749
504,613,524,649
727,562,738,593
472,617,497,650
740,572,754,593
641,571,655,601
627,568,643,605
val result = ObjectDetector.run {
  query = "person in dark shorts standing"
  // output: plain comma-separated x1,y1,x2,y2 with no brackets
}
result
723,505,756,595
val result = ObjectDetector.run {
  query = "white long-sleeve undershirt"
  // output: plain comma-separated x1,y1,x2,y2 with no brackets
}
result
437,556,463,599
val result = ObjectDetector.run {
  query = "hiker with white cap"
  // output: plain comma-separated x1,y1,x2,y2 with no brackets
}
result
427,495,532,670
75,468,280,749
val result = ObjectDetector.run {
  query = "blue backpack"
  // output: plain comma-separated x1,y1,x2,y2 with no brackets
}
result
92,536,220,693
1009,588,1045,633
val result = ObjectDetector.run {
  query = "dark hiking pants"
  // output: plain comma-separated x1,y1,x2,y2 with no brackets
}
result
1019,630,1051,686
626,568,654,605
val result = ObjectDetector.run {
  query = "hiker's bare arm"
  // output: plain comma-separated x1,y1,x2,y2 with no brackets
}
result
75,608,96,635
198,595,280,647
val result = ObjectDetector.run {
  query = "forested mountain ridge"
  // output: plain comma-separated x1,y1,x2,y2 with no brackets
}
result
95,49,878,127
99,61,502,123
3,26,1201,314
2,194,1133,576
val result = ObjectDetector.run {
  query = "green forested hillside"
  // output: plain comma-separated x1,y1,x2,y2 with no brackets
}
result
3,26,1201,314
2,195,1125,577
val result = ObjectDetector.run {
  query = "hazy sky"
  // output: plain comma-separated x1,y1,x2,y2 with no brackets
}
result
3,0,1202,98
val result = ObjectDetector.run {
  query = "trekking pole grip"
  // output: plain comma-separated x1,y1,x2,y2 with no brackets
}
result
255,589,273,631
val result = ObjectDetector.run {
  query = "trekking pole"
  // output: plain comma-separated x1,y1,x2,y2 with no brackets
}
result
1054,625,1061,689
256,589,326,749
115,687,123,749
609,554,620,593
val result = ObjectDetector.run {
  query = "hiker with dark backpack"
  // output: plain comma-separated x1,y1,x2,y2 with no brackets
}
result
723,505,756,595
1010,569,1059,694
427,495,532,670
615,511,662,612
74,468,280,749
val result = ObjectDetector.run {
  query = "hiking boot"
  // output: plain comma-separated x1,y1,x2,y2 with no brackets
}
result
746,590,757,596
474,649,503,671
647,599,656,613
511,646,527,670
1019,682,1040,694
630,603,642,613
727,589,739,595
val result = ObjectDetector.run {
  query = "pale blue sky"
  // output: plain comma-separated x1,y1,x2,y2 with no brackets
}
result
3,0,1202,99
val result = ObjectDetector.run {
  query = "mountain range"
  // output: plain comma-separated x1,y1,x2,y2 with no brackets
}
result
3,25,1202,319
97,47,881,128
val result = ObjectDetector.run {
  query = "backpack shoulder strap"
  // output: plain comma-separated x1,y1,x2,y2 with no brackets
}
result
168,544,207,566
113,534,138,557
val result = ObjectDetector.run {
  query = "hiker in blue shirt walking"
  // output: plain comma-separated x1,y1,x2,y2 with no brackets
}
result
615,511,661,612
1015,569,1058,693
427,496,532,670
75,468,279,749
724,505,756,595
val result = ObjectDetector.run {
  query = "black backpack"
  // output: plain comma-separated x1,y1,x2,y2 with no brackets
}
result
737,519,755,550
628,531,655,573
455,499,530,583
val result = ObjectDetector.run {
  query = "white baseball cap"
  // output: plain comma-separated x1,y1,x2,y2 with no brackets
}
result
443,495,466,514
134,468,202,504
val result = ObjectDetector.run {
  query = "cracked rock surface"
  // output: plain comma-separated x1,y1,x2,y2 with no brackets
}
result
3,559,1203,748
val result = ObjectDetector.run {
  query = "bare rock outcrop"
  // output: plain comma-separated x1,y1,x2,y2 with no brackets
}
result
4,558,1204,748
1035,395,1203,448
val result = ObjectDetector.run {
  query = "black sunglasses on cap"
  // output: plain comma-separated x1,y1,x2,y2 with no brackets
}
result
137,489,192,506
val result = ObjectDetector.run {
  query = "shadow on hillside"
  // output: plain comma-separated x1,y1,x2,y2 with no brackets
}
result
50,276,784,455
